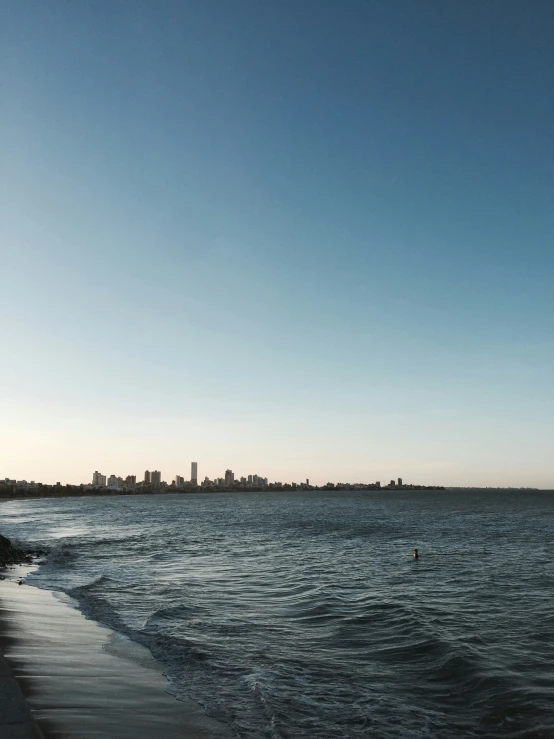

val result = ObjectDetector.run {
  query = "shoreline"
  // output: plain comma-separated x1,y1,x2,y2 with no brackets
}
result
0,565,229,739
0,486,450,504
0,584,45,738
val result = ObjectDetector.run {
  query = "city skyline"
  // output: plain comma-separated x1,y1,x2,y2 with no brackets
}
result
2,1,553,490
3,472,542,493
0,465,548,491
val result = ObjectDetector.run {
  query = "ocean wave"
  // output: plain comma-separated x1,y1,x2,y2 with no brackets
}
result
68,573,113,593
45,541,79,564
5,491,554,739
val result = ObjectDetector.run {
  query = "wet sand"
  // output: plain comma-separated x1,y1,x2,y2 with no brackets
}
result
0,567,229,739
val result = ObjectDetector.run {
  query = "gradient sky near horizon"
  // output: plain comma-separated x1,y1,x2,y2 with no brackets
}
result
1,1,553,488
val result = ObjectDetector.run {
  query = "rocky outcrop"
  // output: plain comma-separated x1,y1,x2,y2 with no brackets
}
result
0,534,32,568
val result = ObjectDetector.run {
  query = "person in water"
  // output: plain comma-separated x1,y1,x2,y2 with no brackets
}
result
413,548,419,559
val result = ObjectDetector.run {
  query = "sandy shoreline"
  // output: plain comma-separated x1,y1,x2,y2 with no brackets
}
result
0,598,44,738
0,566,229,739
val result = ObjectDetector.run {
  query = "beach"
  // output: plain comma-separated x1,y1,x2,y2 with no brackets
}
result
0,565,228,739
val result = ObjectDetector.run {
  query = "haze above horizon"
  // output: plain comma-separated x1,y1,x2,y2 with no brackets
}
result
1,1,553,488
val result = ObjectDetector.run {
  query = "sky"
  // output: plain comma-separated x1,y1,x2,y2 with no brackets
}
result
1,0,553,488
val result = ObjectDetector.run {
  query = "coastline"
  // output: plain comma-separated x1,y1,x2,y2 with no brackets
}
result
0,485,448,509
0,565,229,739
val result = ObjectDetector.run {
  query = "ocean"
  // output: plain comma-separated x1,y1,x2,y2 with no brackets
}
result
1,490,554,738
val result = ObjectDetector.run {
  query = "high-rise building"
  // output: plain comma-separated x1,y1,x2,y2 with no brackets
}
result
92,471,106,487
175,475,184,486
248,474,253,484
107,474,118,487
151,470,161,486
398,477,403,487
125,475,136,486
306,479,309,486
191,462,198,485
390,479,396,487
225,469,234,486
144,470,150,485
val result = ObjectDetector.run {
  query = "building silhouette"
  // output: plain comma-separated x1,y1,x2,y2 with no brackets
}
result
92,471,106,486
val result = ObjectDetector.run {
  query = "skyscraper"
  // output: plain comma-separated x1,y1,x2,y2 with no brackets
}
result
151,470,161,486
225,469,234,486
92,471,106,486
144,470,150,485
191,462,198,485
398,477,403,487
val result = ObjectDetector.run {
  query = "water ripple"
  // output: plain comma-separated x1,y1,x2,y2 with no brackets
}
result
2,489,554,738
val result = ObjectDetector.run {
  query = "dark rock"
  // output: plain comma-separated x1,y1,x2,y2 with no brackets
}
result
0,534,33,568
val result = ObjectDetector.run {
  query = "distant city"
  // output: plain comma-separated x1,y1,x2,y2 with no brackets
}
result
1,464,449,496
90,466,417,492
90,464,273,491
2,464,543,497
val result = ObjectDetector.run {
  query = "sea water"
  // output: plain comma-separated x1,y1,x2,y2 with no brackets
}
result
2,490,554,738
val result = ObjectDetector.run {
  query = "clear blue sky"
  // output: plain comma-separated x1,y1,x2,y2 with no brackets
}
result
1,0,553,487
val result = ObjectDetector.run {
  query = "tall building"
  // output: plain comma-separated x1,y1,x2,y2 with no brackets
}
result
175,475,184,487
225,469,234,486
390,479,396,487
191,462,198,485
107,474,118,487
398,477,403,487
125,475,136,486
144,470,150,485
92,471,106,487
151,470,161,486
248,474,253,484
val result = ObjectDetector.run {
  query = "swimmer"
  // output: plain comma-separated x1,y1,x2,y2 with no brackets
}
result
413,548,419,559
